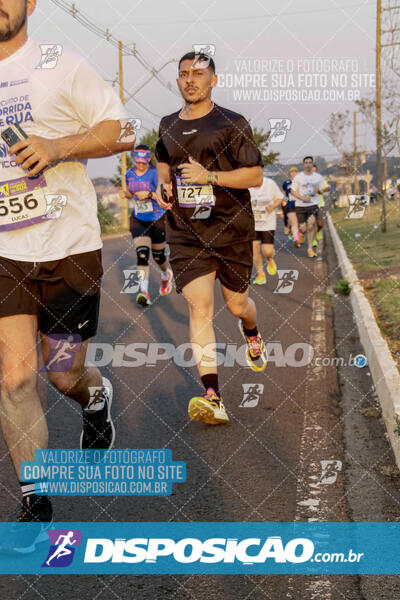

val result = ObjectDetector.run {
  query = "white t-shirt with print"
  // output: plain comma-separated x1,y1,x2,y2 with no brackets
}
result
250,177,283,231
292,172,325,208
0,38,127,261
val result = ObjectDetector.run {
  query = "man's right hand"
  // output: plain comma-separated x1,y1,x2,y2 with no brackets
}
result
156,182,174,210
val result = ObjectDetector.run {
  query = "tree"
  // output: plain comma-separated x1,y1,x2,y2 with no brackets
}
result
252,126,280,166
137,128,159,154
356,98,396,186
313,155,327,172
323,111,351,159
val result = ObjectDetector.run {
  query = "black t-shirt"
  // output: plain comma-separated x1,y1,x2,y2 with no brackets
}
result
155,104,263,248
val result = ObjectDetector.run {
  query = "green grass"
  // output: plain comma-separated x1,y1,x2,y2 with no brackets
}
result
368,279,400,356
332,201,400,366
334,279,350,296
331,201,400,273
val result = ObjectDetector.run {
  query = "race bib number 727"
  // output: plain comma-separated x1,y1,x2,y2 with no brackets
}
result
176,176,215,208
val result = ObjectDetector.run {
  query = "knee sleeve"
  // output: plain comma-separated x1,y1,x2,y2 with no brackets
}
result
152,247,166,265
136,245,150,266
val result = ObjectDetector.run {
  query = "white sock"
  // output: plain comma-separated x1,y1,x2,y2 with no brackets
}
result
161,268,170,281
140,279,149,294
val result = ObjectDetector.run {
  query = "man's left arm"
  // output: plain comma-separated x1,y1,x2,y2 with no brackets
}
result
178,157,263,189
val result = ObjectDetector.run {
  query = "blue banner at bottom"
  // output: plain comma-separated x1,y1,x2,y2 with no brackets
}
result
0,522,398,574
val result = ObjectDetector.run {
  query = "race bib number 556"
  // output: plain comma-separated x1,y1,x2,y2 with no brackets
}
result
0,174,55,232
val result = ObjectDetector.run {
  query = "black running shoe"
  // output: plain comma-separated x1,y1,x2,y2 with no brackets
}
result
1,494,53,554
80,377,115,449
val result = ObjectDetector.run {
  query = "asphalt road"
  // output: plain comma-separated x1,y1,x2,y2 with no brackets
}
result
0,219,399,599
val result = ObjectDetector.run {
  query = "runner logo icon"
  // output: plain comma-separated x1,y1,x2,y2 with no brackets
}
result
45,194,67,219
240,384,264,408
191,205,212,219
121,269,145,294
274,270,299,294
42,529,82,567
268,119,291,143
117,118,141,143
42,334,82,372
319,460,342,485
192,44,216,68
36,44,63,69
87,386,105,410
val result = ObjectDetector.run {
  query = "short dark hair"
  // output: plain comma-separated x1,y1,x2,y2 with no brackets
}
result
178,52,216,73
135,144,150,151
303,156,313,163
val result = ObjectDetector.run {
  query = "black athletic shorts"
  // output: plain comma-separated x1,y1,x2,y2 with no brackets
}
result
254,230,275,244
283,202,296,215
130,214,165,244
295,205,319,225
0,249,103,341
169,241,253,294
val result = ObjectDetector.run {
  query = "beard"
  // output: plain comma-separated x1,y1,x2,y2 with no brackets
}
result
0,4,27,42
182,89,208,105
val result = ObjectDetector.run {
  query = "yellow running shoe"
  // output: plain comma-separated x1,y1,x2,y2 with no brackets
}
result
136,291,151,306
267,259,277,276
238,321,268,372
188,388,229,425
316,230,323,241
307,248,317,258
252,273,266,285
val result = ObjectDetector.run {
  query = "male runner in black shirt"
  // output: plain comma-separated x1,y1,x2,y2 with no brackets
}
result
155,51,267,425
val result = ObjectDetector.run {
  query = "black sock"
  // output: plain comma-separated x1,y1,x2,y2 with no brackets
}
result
201,374,220,397
243,325,258,337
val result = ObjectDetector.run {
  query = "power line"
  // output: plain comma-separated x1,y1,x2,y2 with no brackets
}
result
49,0,178,97
130,2,375,26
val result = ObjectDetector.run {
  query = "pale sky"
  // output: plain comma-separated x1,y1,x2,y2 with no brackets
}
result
29,0,378,178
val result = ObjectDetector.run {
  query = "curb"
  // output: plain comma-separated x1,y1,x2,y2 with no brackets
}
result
327,213,400,467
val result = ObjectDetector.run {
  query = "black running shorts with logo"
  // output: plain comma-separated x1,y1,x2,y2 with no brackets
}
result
295,205,319,225
169,241,253,294
0,249,103,341
254,230,275,244
130,214,166,244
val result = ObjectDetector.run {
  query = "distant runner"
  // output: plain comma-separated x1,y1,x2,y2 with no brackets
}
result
292,156,329,257
282,166,300,244
250,176,284,285
312,163,329,250
120,144,173,306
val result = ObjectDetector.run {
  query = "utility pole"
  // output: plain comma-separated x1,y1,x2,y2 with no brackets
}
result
376,0,385,231
353,111,360,195
119,40,129,231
